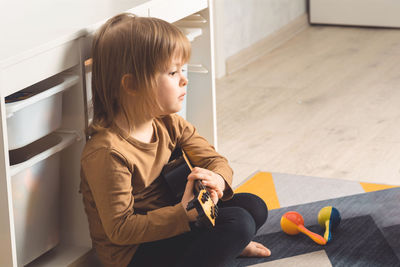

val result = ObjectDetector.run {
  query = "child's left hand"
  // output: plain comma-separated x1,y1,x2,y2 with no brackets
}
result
187,167,226,204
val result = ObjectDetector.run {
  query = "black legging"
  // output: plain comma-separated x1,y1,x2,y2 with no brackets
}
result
128,193,268,267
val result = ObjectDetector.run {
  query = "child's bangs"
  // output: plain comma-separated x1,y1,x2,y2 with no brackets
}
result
173,32,191,65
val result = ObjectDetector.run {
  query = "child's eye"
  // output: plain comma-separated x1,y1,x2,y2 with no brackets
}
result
169,71,177,76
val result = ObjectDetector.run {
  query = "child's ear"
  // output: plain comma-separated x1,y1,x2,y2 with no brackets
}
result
121,74,136,95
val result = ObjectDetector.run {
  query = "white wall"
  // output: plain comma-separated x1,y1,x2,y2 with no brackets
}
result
214,0,307,78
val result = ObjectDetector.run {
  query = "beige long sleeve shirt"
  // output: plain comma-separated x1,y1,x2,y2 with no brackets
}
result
80,114,234,267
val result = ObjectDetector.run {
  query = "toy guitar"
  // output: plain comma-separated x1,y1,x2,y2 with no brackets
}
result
160,148,218,228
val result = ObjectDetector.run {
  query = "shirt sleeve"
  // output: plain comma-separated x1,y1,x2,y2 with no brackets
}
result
174,115,234,200
81,148,191,245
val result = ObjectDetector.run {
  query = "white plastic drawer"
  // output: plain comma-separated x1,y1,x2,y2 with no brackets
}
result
8,132,76,265
9,134,62,265
6,74,79,150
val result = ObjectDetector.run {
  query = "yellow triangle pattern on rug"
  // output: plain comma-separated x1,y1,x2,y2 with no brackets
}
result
359,182,399,192
234,172,281,210
234,172,399,211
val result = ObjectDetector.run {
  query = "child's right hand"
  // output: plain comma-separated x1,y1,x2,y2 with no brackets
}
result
187,167,221,205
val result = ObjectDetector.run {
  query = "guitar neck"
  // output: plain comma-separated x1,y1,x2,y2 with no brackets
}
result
162,148,218,228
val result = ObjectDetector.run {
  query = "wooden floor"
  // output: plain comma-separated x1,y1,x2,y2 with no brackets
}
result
216,25,400,188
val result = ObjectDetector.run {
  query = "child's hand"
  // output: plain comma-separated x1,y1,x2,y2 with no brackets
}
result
181,179,198,221
187,167,226,204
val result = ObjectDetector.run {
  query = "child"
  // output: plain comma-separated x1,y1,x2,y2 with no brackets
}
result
80,13,271,267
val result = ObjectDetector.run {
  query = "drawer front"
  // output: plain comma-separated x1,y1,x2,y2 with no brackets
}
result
2,40,79,97
310,0,400,27
149,0,208,23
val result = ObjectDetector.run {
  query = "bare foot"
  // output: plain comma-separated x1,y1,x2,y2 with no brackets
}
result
240,241,271,257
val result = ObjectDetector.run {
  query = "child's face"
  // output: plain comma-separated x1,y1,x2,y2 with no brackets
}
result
156,58,188,115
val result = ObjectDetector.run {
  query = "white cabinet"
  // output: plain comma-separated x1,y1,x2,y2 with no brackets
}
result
149,0,208,23
1,63,89,267
310,0,400,28
0,0,216,266
175,8,218,147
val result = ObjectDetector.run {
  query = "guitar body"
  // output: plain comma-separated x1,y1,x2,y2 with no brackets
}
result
160,148,217,228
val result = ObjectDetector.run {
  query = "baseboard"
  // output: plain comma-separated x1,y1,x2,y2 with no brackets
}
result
225,13,309,75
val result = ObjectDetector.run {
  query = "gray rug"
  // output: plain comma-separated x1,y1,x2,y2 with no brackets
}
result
233,188,400,267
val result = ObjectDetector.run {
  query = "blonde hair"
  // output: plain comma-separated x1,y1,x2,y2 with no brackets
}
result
88,13,191,135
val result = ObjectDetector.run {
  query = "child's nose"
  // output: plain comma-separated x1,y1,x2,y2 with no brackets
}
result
180,76,188,87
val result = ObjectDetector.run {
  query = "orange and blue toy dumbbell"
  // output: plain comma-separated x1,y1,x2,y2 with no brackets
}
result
280,211,327,245
318,206,341,243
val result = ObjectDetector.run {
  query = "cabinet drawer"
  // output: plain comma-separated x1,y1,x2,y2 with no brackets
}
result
149,0,208,23
2,40,79,96
310,0,400,27
10,134,63,265
6,74,78,150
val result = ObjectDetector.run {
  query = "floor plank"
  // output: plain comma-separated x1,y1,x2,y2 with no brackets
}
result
216,25,400,186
